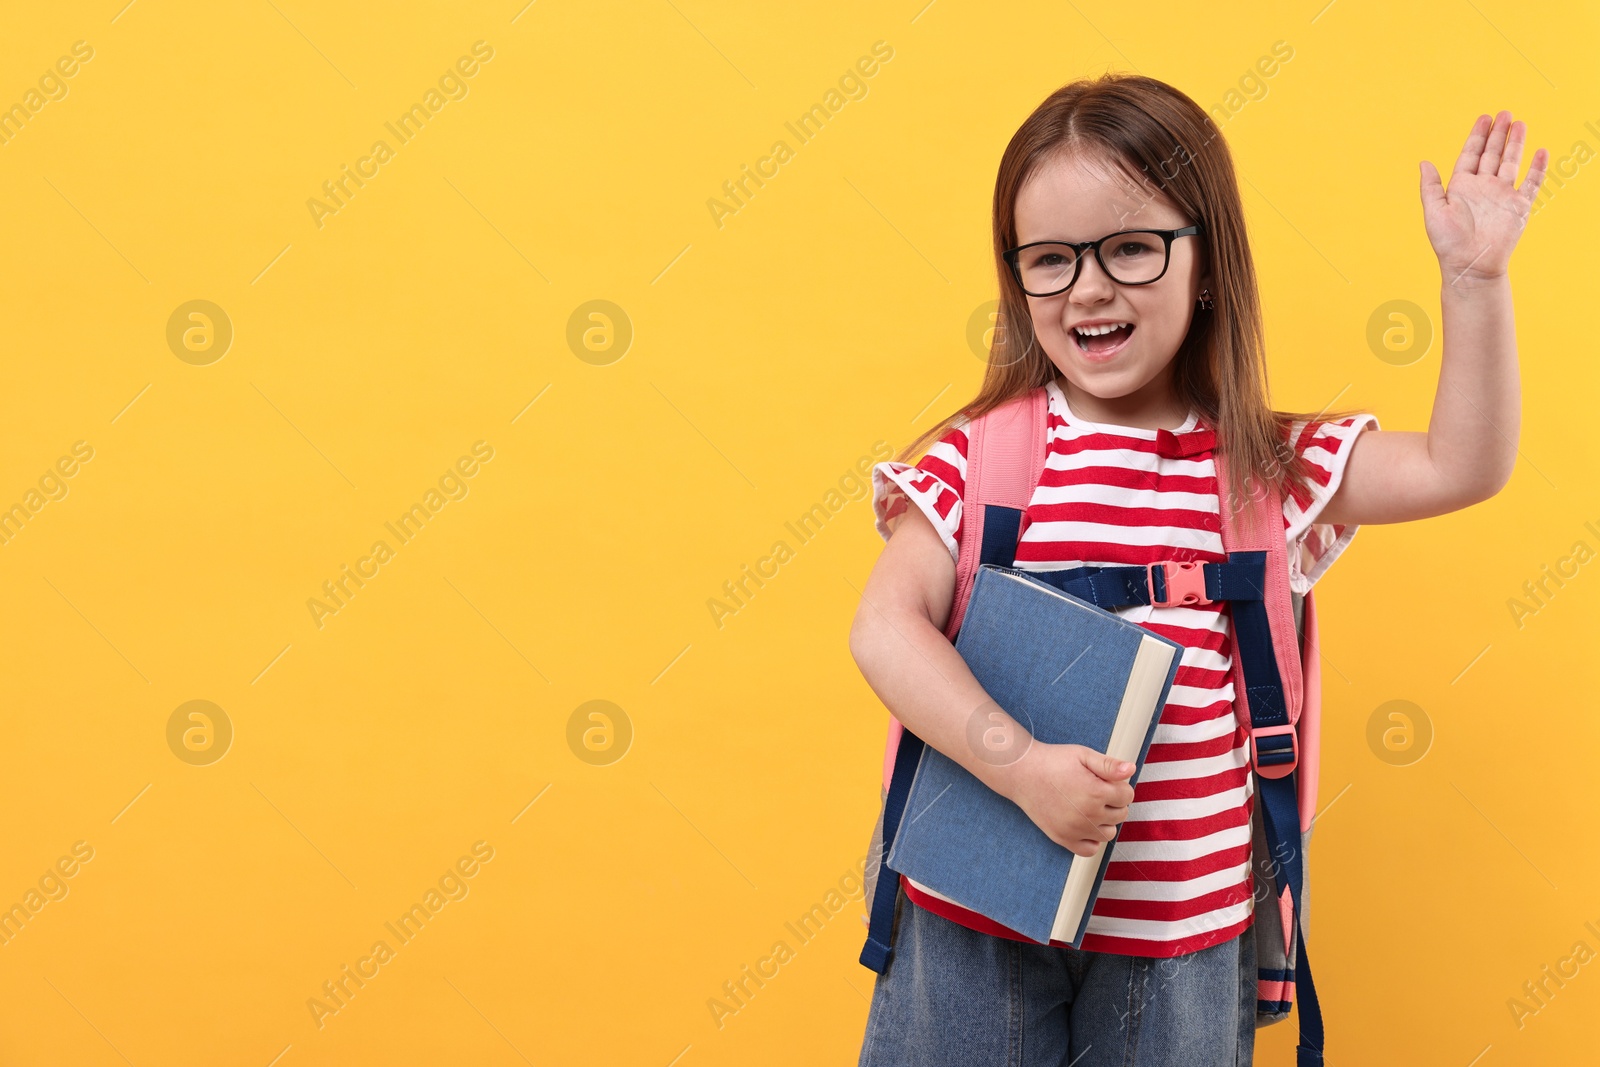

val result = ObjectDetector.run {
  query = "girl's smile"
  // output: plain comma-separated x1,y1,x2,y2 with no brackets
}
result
1068,319,1137,362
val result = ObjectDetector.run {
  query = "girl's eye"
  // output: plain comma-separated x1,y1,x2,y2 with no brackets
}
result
1113,241,1151,258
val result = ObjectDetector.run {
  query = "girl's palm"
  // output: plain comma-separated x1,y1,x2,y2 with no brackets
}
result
1421,110,1548,283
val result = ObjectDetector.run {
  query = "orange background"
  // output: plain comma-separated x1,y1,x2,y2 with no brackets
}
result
0,1,1594,1064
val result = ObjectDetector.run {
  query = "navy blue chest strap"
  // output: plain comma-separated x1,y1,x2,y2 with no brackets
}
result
1015,556,1267,609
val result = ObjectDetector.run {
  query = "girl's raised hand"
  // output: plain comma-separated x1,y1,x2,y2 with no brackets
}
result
1419,110,1548,284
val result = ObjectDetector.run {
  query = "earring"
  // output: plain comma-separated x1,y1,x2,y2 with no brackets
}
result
1197,288,1214,311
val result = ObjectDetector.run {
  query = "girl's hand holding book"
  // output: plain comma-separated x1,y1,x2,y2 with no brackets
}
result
1003,741,1136,859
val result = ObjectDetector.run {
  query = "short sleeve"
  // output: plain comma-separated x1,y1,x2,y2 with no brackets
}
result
1281,413,1381,595
870,420,970,563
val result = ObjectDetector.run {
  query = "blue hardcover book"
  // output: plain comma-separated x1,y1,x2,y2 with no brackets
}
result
884,563,1185,946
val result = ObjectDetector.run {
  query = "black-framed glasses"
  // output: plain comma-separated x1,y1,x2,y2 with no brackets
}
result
1002,224,1204,297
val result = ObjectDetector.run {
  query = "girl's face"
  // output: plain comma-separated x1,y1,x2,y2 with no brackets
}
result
1012,150,1208,426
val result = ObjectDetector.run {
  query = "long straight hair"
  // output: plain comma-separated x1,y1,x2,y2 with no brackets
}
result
896,73,1362,528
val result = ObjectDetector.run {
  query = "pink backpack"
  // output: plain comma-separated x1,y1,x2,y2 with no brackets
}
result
859,386,1328,1065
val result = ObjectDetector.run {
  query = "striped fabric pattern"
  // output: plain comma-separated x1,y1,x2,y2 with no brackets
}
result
869,379,1377,958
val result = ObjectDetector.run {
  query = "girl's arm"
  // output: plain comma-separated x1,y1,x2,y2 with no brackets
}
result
851,507,1136,857
1317,110,1547,528
850,507,1004,796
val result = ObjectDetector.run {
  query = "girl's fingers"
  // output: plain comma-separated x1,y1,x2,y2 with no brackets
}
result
1453,113,1490,177
1420,159,1446,209
1496,119,1526,183
1478,110,1511,175
1517,147,1550,205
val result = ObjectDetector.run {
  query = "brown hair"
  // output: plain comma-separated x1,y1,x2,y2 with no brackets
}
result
894,72,1363,532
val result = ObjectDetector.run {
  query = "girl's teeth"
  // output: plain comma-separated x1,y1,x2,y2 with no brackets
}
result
1074,322,1130,337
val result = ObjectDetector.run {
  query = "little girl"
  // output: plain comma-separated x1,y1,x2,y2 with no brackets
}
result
850,73,1544,1066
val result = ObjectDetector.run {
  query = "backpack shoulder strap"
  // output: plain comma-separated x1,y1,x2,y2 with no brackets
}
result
943,386,1051,640
1218,449,1328,1066
860,385,1048,975
877,385,1049,792
875,386,1048,795
1296,587,1321,829
1215,452,1304,736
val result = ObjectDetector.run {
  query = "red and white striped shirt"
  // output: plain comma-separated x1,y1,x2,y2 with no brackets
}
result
871,379,1377,958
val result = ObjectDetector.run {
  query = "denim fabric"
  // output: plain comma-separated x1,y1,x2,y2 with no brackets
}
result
858,888,1256,1067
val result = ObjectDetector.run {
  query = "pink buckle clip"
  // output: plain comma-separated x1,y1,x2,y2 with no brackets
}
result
1250,724,1298,779
1146,560,1210,608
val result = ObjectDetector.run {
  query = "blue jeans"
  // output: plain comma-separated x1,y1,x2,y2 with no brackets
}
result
858,886,1256,1066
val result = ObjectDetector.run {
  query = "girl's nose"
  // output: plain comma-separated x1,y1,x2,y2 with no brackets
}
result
1069,253,1116,302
